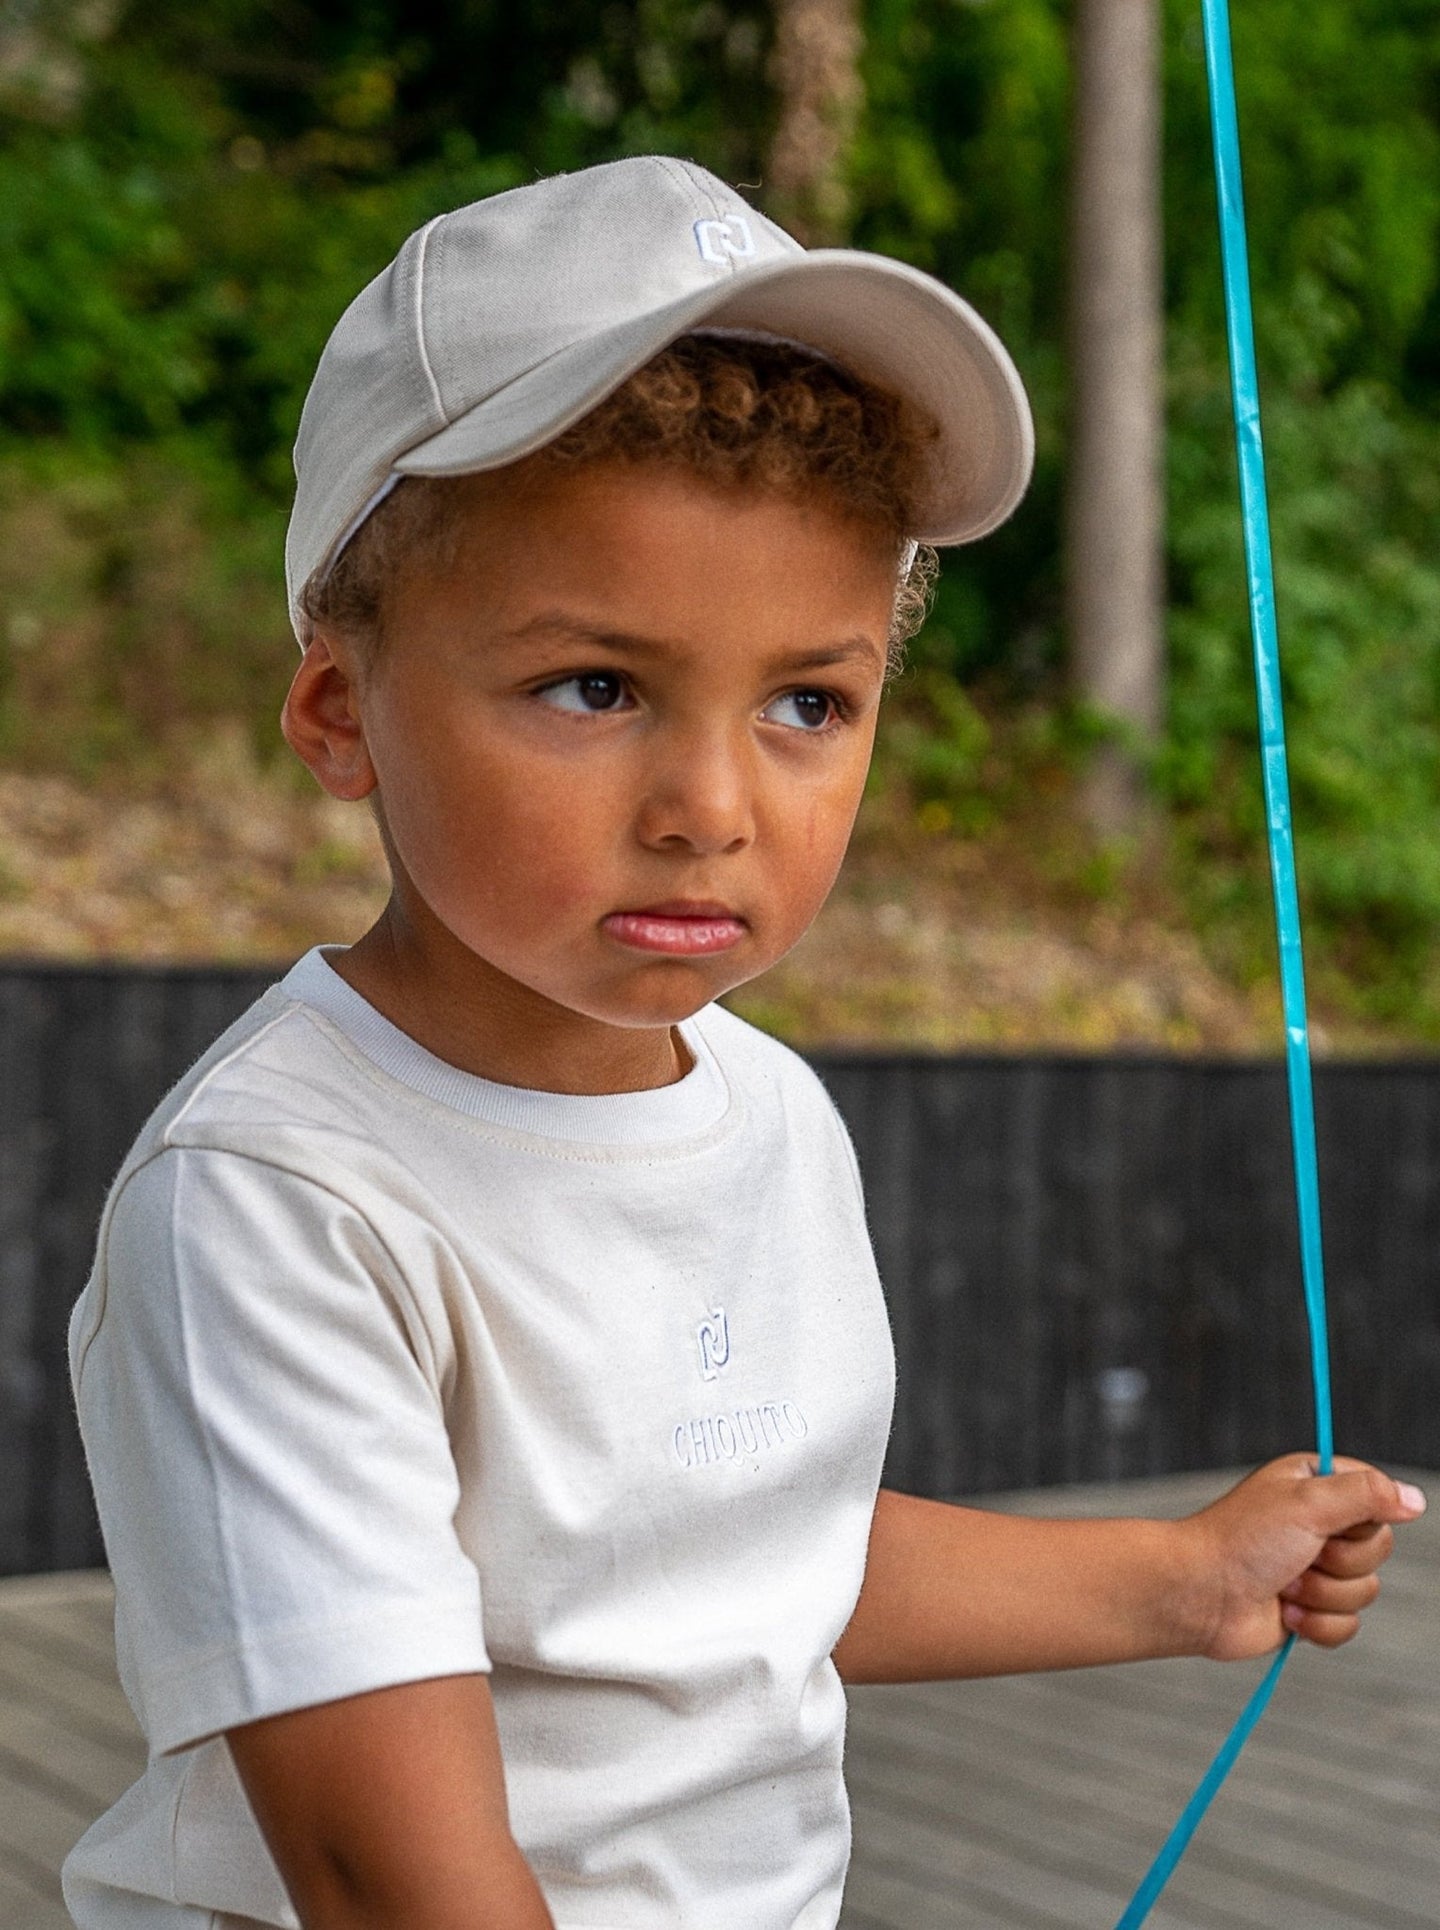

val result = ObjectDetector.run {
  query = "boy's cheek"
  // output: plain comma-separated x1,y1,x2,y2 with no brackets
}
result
790,780,867,894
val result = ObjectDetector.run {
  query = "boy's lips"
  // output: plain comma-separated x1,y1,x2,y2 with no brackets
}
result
602,903,748,955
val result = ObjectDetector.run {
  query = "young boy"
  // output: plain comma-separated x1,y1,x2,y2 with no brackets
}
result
65,156,1423,1930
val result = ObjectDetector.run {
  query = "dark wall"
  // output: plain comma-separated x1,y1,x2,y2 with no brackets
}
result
3,963,1439,1576
827,1054,1440,1497
1,965,278,1576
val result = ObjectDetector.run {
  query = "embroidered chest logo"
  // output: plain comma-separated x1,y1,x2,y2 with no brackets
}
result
693,215,755,265
696,1307,730,1381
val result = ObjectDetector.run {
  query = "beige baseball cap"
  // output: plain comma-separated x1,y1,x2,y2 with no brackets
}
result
286,154,1035,637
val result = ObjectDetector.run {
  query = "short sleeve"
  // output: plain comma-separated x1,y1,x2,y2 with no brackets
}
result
75,1147,488,1755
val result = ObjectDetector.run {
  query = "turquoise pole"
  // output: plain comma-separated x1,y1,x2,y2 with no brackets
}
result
1112,3,1334,1922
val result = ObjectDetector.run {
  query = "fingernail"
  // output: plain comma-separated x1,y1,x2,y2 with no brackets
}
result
1282,1602,1305,1629
1397,1481,1427,1514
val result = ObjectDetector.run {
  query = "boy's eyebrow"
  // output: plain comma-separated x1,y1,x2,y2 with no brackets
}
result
496,614,677,656
781,639,887,672
499,612,886,671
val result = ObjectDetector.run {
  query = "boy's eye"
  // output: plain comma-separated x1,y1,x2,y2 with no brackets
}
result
764,688,838,731
537,672,632,714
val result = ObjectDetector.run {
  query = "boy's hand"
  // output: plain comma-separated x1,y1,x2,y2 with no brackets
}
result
1182,1455,1426,1662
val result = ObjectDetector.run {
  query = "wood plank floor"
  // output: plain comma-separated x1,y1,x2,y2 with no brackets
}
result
842,1471,1440,1930
1,1471,1434,1930
0,1570,148,1930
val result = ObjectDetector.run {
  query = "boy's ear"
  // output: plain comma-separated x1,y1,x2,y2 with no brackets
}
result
281,633,378,801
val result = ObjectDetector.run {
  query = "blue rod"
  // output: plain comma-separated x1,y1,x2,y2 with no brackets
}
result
1113,1639,1293,1929
1113,2,1335,1922
1200,0,1333,1475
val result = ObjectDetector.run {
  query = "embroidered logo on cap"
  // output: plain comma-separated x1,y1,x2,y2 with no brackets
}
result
697,1307,730,1380
694,216,756,265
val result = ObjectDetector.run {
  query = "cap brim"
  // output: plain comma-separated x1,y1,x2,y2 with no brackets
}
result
393,252,1033,546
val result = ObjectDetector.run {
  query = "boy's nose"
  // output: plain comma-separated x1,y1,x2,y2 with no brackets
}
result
634,733,756,855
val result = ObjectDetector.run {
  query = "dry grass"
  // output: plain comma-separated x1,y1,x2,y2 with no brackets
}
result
0,730,384,962
730,802,1299,1052
0,733,1391,1054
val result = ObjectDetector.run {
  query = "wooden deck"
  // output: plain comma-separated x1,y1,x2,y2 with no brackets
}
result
1,1471,1434,1929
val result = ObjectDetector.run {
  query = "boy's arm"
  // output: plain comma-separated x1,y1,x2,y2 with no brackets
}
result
227,1674,555,1930
833,1456,1426,1683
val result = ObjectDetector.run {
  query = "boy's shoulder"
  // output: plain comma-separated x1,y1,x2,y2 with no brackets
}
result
693,1001,848,1126
116,967,388,1180
692,996,802,1075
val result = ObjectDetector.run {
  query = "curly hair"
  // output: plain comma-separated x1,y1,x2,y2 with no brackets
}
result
301,332,939,665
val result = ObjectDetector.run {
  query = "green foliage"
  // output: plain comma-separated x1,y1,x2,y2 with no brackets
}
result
854,0,1068,686
870,666,994,835
0,441,292,774
8,0,1440,1023
859,0,1440,1025
1165,376,1440,1006
0,0,775,760
0,0,775,483
1159,0,1440,1015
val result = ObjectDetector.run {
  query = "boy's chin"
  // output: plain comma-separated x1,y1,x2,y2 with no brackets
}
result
586,987,734,1031
579,964,755,1031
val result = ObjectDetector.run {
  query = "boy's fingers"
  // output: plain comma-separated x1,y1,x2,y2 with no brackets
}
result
1327,1457,1426,1504
1301,1467,1426,1537
1312,1524,1394,1577
1281,1604,1362,1648
1280,1569,1380,1614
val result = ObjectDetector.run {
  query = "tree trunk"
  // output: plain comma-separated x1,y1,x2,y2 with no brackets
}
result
1065,0,1165,835
767,0,864,244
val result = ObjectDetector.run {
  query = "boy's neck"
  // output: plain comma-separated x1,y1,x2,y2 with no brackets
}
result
328,911,692,1097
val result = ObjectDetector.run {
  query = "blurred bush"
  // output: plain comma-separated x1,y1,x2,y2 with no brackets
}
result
854,0,1440,1024
0,0,774,764
5,0,1440,1022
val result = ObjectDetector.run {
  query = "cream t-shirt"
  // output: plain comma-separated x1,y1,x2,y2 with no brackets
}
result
64,951,896,1930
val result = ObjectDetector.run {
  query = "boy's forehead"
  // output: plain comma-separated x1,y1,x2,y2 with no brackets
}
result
389,466,898,662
